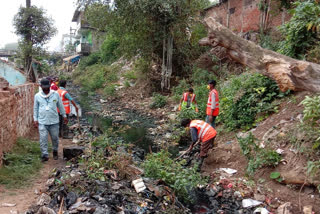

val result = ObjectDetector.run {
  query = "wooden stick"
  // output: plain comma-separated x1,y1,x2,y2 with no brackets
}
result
176,140,200,160
58,197,64,214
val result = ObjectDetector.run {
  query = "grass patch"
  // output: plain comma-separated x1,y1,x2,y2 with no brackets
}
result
0,138,42,188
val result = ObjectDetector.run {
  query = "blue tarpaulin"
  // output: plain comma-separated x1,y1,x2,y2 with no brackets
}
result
63,55,81,64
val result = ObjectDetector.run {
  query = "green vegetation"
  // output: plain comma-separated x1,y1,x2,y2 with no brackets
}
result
73,63,120,96
143,150,207,203
270,172,283,182
0,138,42,188
237,133,281,176
219,73,288,131
278,1,320,59
301,95,320,149
149,93,167,109
13,5,57,81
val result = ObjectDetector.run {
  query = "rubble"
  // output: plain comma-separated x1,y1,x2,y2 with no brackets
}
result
63,146,85,160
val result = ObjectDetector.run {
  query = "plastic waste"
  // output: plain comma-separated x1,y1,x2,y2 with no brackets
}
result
242,199,263,208
132,178,146,193
220,168,237,174
253,207,269,214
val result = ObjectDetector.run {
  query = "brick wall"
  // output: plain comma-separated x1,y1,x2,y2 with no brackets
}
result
0,83,35,164
205,0,290,33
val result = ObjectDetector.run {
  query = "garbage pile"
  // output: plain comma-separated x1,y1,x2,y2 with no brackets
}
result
26,162,192,214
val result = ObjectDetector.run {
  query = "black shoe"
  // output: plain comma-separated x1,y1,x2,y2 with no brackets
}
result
53,151,58,160
41,156,49,162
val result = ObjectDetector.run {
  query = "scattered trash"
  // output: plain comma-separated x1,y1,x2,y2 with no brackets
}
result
303,205,313,214
277,202,293,214
36,206,56,214
132,178,146,193
276,148,284,154
219,168,237,175
254,193,266,202
2,203,16,207
242,199,263,208
63,146,85,160
100,99,108,103
253,207,269,214
37,193,51,206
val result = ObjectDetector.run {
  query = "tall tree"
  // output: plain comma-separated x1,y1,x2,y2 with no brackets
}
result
13,3,57,82
83,0,210,90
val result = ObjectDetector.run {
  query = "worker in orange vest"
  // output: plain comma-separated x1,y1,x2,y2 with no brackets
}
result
181,118,217,170
57,80,78,138
178,88,198,112
206,80,219,128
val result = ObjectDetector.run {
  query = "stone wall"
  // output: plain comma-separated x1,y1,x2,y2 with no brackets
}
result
205,0,290,33
0,83,35,164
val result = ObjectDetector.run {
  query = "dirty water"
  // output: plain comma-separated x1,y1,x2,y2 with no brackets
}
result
69,85,156,154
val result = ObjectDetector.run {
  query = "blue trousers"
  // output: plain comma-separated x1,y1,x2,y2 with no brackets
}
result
39,123,59,157
206,115,216,128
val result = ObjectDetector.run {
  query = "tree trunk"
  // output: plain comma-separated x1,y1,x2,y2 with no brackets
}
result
161,34,173,91
25,0,35,82
199,17,320,92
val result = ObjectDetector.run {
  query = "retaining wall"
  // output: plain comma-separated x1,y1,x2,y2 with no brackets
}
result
0,83,35,164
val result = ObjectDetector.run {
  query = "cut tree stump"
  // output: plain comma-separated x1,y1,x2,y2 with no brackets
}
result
199,17,320,92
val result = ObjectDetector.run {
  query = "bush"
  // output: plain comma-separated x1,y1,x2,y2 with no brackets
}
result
149,93,167,109
237,132,281,175
178,107,200,120
191,67,216,86
122,70,137,81
278,1,320,58
301,95,320,148
76,64,108,91
143,150,207,203
78,52,101,70
100,34,120,64
219,73,288,130
104,84,117,96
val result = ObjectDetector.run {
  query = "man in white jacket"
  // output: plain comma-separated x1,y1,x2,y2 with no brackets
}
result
33,78,68,162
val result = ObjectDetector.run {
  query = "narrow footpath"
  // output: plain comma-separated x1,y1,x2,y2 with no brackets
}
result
0,136,74,213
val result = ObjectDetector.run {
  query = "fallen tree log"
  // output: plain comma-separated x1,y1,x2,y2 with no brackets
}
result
199,17,320,92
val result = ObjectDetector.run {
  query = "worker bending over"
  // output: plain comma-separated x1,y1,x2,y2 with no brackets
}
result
181,118,217,170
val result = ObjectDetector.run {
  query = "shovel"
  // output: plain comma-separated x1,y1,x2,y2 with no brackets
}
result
176,140,200,160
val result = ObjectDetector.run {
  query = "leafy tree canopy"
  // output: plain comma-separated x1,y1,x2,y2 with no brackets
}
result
13,6,57,47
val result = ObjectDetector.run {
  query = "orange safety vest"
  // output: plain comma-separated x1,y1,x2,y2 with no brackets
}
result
183,92,196,103
190,120,217,142
57,88,71,114
206,89,219,116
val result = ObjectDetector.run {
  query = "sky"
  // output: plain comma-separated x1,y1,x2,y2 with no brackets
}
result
0,0,77,51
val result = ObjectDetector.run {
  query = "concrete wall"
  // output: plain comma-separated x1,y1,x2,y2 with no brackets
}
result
0,83,35,165
205,0,290,33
